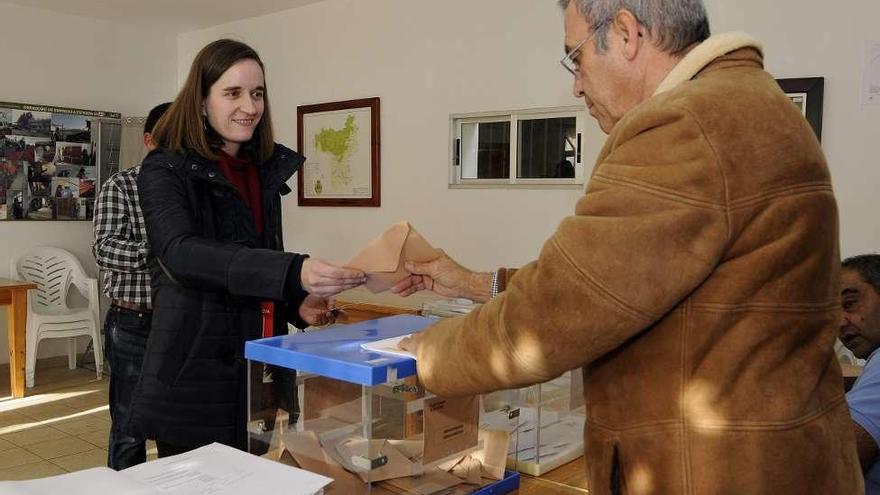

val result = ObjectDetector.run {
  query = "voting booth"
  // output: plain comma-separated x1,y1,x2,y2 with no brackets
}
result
245,315,520,494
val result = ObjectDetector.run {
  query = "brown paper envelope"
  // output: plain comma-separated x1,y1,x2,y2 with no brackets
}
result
259,408,289,462
278,448,299,467
329,437,416,483
346,222,440,293
465,457,483,485
282,429,341,467
282,431,370,494
347,222,410,273
449,455,471,480
261,447,284,462
302,457,368,495
422,396,480,465
472,430,509,481
437,455,467,473
387,439,424,461
446,455,483,486
303,376,362,421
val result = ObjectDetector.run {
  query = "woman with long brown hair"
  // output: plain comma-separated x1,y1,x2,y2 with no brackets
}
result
132,39,364,456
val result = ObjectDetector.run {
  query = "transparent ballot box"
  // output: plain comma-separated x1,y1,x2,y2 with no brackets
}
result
511,370,585,476
244,314,520,494
421,300,586,477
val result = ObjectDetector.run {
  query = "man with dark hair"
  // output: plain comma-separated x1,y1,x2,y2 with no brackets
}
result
841,254,880,493
393,0,861,492
92,102,171,470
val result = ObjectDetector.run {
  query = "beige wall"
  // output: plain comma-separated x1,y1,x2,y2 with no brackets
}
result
0,3,178,364
178,0,880,277
705,0,880,258
178,0,605,275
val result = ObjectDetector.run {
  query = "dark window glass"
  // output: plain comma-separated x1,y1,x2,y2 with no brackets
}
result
517,117,576,179
461,122,510,180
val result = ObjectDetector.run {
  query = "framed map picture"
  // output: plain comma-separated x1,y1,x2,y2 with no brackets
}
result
776,77,824,142
297,97,380,207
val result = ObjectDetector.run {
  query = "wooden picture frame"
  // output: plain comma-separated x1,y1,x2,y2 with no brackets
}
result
776,77,824,142
297,97,380,207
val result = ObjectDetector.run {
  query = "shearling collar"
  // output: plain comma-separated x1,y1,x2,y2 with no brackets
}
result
653,32,763,96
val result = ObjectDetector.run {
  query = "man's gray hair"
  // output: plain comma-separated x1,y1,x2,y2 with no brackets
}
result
558,0,710,55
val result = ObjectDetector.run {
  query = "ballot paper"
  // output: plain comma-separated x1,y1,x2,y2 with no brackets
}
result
0,468,158,495
508,409,584,463
0,442,332,495
472,429,510,480
346,222,440,292
332,437,416,482
282,430,368,494
360,334,416,359
438,429,510,483
125,443,332,494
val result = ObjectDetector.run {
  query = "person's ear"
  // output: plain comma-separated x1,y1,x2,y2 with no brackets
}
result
613,9,642,60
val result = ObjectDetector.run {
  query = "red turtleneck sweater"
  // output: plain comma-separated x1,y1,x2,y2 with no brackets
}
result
217,151,263,235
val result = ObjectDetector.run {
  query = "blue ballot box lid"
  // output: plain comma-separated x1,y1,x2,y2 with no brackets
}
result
244,314,436,386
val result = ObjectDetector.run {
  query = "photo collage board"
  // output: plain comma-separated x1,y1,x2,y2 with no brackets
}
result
0,101,120,221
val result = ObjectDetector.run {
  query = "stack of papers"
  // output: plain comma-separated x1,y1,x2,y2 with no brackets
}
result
421,298,478,318
0,443,332,495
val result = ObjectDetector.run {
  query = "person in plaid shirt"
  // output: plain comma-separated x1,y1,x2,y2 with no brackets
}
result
92,102,169,470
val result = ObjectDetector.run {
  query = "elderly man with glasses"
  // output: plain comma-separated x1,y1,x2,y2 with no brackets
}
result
394,0,861,493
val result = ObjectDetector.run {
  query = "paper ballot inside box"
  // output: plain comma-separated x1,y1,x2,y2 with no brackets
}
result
346,222,440,292
360,334,415,360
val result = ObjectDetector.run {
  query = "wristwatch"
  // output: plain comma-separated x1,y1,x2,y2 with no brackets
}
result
490,271,499,299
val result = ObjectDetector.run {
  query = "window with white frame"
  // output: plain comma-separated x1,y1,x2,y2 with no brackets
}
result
450,107,587,187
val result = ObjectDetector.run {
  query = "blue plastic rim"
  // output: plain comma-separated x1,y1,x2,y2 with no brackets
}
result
244,314,437,386
473,471,520,494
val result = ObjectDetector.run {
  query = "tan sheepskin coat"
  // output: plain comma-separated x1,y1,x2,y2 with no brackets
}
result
415,33,862,494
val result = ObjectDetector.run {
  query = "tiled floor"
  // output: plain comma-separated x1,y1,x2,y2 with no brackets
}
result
0,357,157,480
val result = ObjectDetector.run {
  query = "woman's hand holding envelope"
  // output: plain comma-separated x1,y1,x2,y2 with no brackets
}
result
345,222,493,299
300,258,367,297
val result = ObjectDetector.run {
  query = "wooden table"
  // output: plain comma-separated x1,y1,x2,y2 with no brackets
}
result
0,277,36,398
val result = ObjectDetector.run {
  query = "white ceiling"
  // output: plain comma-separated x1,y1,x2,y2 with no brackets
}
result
0,0,326,33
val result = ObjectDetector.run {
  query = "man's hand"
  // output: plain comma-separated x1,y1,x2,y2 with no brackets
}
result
301,259,366,297
390,250,493,302
397,333,422,355
298,294,338,327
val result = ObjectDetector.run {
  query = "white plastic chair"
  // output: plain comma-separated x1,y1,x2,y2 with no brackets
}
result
10,247,103,388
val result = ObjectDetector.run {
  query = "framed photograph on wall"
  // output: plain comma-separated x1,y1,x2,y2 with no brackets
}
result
297,97,380,207
776,77,824,142
0,101,120,221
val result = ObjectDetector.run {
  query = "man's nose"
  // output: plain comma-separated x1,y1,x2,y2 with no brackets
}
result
840,313,857,334
572,76,585,98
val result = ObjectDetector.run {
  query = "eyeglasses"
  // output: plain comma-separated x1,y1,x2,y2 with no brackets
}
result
560,37,589,77
560,22,606,77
